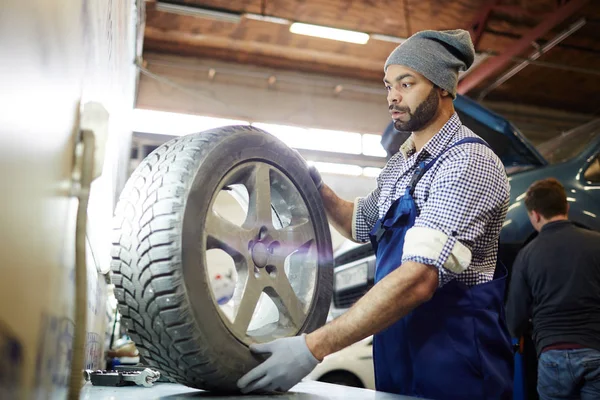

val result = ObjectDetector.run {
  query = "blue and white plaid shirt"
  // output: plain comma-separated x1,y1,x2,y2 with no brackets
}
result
352,113,510,287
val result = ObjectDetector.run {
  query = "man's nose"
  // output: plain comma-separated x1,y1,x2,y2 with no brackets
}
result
387,88,401,105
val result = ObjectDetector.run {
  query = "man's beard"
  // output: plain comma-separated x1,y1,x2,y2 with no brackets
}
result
391,87,439,132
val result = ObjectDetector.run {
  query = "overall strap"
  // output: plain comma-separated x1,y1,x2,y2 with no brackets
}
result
407,137,490,195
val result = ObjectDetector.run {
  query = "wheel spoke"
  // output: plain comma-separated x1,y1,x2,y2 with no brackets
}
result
207,161,319,344
272,218,315,259
243,163,273,229
206,211,251,258
267,271,306,329
232,273,264,336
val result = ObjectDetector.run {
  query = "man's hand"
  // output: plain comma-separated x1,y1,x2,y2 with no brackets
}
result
237,335,319,394
292,148,354,239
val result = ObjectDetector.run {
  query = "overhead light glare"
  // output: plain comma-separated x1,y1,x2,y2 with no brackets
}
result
370,34,406,44
132,109,248,136
252,123,363,155
289,22,369,44
155,2,241,23
362,134,387,157
363,167,382,177
308,161,363,176
245,13,290,25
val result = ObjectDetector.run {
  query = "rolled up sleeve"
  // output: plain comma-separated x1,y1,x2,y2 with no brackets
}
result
401,149,509,286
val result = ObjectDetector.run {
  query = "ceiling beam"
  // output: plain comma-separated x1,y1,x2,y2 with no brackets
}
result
458,0,589,95
493,5,549,19
468,0,501,49
144,27,384,80
477,18,586,100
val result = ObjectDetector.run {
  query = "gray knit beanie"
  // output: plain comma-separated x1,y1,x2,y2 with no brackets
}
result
384,29,475,98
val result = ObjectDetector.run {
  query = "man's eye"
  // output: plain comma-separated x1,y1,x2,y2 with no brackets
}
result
385,85,391,92
402,83,412,89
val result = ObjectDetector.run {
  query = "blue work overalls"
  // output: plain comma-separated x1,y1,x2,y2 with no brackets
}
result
369,137,513,399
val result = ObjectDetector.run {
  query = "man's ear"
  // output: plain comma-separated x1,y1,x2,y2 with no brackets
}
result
440,88,450,98
527,210,537,223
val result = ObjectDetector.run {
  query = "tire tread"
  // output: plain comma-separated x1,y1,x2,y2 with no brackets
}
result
111,133,231,389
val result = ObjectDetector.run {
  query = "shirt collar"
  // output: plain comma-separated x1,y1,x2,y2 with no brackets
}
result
398,113,462,160
541,219,572,232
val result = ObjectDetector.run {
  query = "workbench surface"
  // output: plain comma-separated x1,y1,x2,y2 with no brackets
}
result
80,380,423,399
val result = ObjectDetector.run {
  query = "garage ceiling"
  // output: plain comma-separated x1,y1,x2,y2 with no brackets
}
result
143,0,600,115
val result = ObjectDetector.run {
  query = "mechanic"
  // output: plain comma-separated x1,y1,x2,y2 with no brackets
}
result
238,29,514,399
506,178,600,400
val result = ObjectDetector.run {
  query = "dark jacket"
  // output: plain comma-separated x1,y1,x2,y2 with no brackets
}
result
506,220,600,356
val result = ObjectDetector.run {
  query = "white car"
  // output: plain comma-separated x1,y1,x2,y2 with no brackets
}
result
304,241,376,389
305,336,375,389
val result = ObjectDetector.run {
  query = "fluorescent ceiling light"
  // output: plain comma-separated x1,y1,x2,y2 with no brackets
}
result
289,22,369,44
155,2,241,23
132,109,248,136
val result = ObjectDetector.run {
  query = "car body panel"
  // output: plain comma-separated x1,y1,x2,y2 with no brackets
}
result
502,159,600,244
502,121,600,246
305,336,375,390
453,95,547,169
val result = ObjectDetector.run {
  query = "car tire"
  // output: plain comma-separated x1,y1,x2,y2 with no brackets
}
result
111,126,333,392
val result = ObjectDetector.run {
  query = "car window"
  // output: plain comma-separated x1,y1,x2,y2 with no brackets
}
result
584,154,600,184
537,119,600,164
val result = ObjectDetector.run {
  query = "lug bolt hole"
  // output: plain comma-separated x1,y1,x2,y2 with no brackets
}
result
259,226,268,240
268,241,280,254
266,265,277,277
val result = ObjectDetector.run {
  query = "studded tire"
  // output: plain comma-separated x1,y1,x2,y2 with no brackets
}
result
110,126,333,392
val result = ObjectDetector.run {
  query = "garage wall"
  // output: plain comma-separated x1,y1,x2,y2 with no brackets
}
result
0,1,140,398
137,53,391,135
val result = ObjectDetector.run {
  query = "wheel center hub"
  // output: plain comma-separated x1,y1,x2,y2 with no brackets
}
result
251,241,269,268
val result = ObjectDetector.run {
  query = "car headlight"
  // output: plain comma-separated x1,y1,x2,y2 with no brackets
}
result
335,262,368,291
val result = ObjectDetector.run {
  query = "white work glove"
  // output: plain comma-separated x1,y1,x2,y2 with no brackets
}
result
308,165,323,191
292,149,323,191
237,334,319,394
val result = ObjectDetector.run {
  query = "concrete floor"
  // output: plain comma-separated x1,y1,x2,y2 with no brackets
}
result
80,380,422,399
